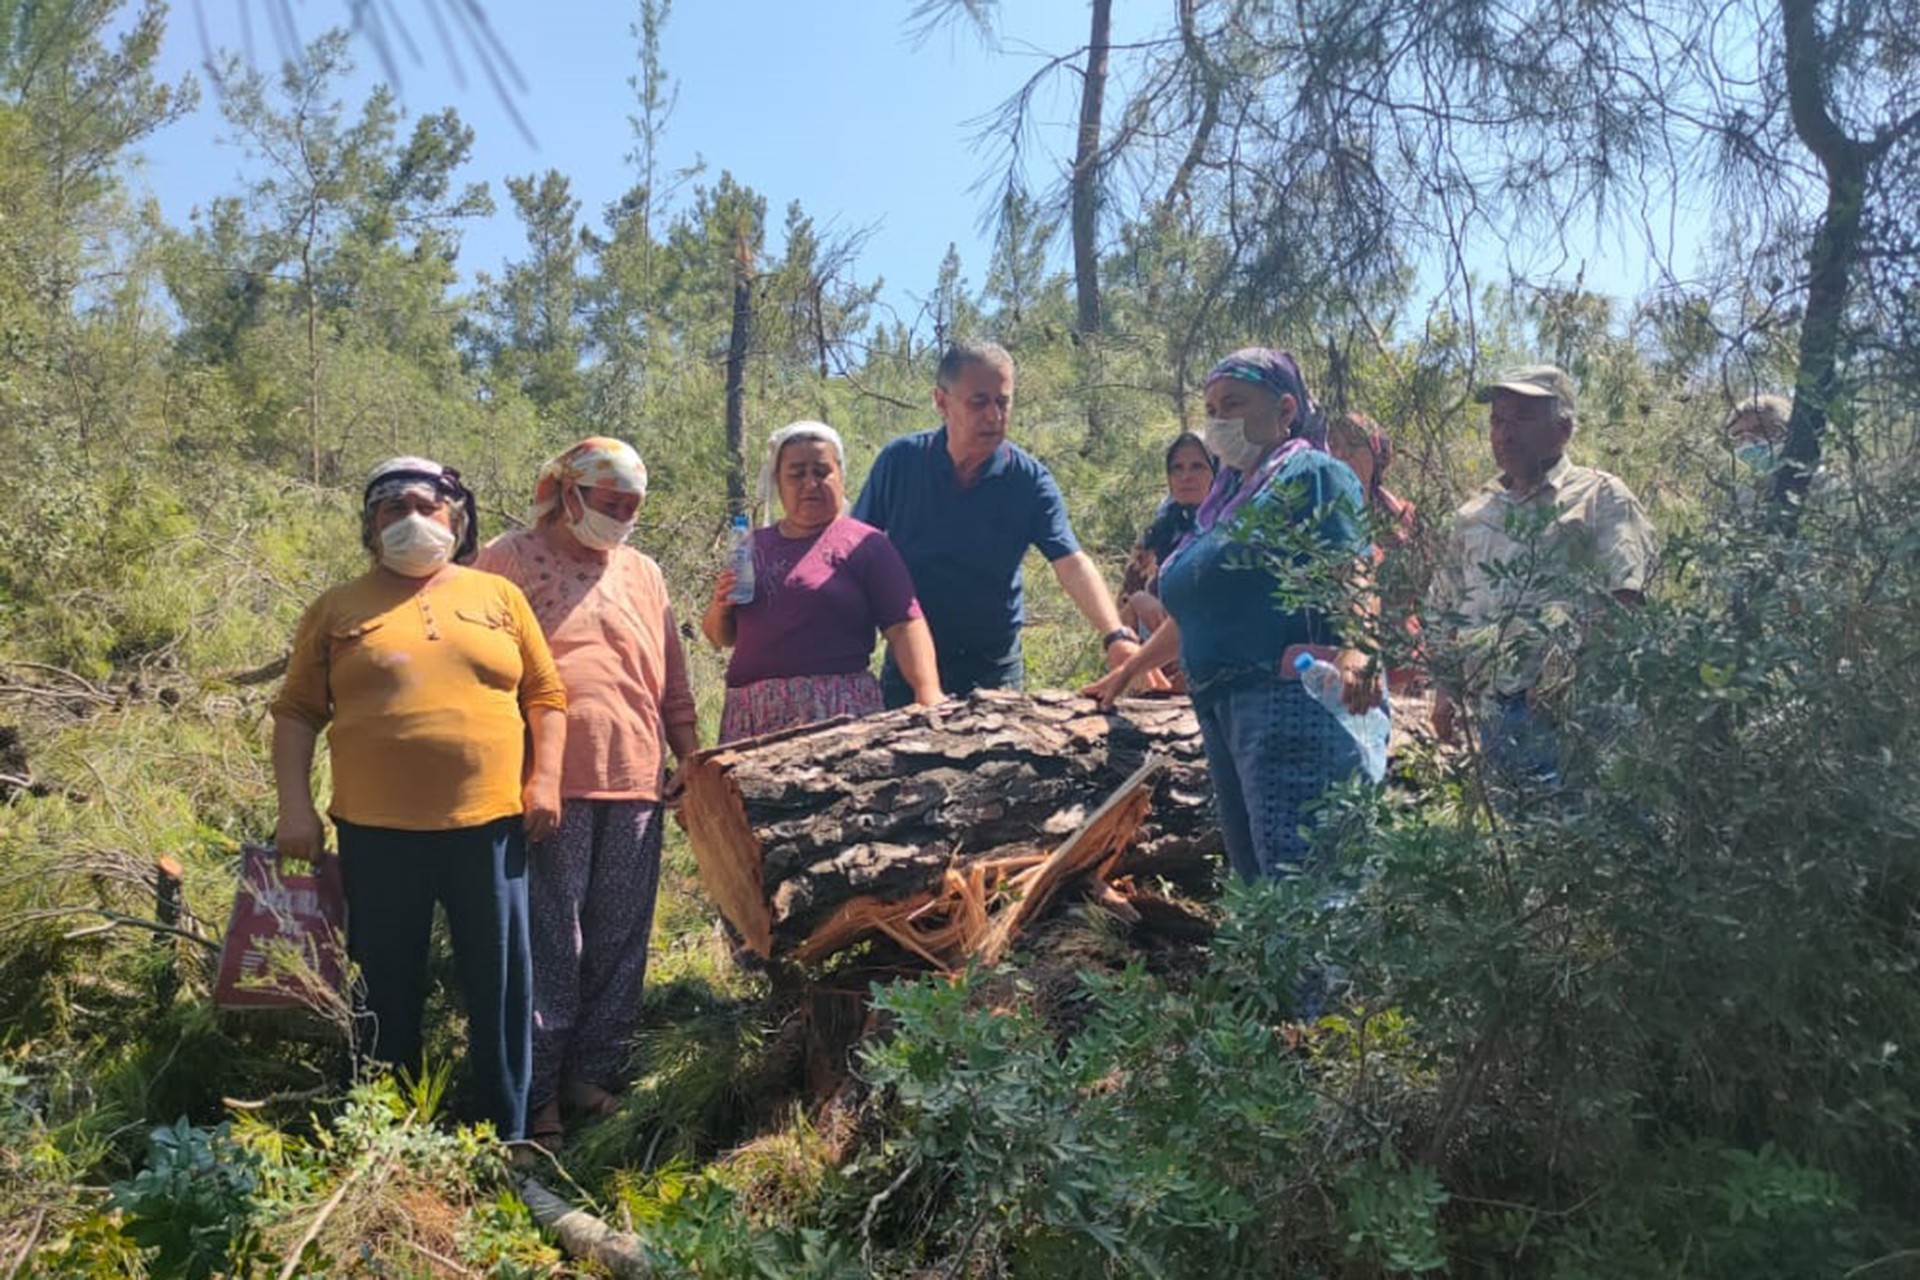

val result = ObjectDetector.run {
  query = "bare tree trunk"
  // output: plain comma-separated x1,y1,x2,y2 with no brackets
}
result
1774,0,1880,514
1070,0,1115,448
304,208,322,486
1071,0,1111,338
724,231,753,516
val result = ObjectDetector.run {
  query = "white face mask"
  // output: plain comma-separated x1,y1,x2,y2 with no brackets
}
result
1203,417,1270,472
378,513,456,577
569,506,635,551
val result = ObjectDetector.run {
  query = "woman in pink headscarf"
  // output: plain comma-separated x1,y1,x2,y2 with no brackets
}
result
475,437,698,1150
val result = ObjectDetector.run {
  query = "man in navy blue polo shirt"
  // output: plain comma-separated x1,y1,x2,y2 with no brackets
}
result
852,340,1144,707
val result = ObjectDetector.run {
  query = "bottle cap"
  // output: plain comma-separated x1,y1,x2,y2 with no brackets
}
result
1292,652,1315,674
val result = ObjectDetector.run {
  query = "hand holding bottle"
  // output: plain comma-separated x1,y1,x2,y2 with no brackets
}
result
727,513,755,605
1294,653,1390,783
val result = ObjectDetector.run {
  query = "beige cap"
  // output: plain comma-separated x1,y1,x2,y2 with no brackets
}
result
1475,364,1577,419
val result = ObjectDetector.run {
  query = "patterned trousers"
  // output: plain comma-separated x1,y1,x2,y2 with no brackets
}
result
1193,678,1366,882
529,799,663,1108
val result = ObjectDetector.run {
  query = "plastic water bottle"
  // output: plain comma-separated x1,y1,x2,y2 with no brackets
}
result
1293,653,1389,783
727,513,755,604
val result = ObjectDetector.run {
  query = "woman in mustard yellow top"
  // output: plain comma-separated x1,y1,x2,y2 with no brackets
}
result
270,456,567,1143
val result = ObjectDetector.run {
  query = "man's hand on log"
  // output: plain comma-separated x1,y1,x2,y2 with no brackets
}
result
1105,633,1170,690
1081,666,1134,709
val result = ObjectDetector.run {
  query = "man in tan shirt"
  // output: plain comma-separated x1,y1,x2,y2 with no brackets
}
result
1428,365,1656,786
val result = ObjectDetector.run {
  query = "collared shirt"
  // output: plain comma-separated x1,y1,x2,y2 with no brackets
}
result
850,427,1079,659
1429,455,1656,696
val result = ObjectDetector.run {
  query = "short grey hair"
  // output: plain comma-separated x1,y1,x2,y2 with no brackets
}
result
936,339,1014,389
1724,393,1792,438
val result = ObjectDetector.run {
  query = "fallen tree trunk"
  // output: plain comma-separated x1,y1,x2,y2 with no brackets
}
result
681,689,1218,963
516,1174,653,1278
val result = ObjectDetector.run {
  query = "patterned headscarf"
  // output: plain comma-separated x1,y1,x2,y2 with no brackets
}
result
1327,412,1394,505
1203,347,1325,449
362,455,479,563
757,421,847,526
530,437,649,524
1180,348,1326,538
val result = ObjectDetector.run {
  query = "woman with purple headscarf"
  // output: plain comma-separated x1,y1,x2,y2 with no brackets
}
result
1086,349,1379,884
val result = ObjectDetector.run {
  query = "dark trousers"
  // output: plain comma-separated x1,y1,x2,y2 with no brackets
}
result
881,636,1024,709
1192,678,1364,883
1483,693,1564,796
335,816,533,1140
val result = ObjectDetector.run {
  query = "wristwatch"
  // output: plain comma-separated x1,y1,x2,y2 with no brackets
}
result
1101,627,1139,650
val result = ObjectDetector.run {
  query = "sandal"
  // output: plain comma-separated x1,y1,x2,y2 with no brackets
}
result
528,1098,565,1152
563,1079,621,1119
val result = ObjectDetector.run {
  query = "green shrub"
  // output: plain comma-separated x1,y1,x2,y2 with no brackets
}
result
108,1118,269,1279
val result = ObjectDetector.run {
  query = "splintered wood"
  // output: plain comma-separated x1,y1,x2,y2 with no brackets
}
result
679,689,1218,966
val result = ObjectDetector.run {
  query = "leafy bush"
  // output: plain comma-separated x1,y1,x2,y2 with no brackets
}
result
108,1118,269,1279
636,466,1920,1277
623,1170,866,1278
852,904,1369,1276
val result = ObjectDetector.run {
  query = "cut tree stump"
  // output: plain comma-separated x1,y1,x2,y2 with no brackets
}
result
680,689,1218,965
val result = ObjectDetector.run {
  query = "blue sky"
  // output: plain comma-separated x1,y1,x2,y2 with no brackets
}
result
128,1,1706,336
131,0,1162,324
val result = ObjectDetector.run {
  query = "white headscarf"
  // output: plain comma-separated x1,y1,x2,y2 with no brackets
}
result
756,421,847,526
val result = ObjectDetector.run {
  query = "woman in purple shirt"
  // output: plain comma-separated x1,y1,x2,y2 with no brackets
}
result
702,422,944,742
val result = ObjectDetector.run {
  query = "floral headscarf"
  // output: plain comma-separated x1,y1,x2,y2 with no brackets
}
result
1186,348,1325,536
530,437,649,524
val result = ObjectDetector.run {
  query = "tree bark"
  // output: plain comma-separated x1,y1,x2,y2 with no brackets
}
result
1771,0,1913,516
516,1174,654,1278
680,689,1218,962
1071,0,1112,339
724,230,753,516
